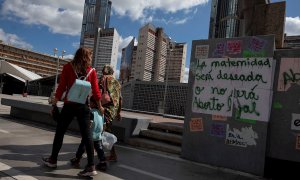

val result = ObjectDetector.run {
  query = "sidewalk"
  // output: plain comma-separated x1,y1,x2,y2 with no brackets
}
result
0,115,262,180
0,94,263,180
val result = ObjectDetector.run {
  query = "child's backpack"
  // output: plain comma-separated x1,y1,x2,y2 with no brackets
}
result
67,66,95,104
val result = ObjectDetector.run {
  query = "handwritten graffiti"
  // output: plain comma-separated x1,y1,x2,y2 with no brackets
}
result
227,40,241,55
291,114,300,131
277,58,300,91
225,125,258,147
283,69,300,86
192,58,274,121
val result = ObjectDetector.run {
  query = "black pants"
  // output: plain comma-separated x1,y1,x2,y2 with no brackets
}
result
76,139,105,162
50,103,94,166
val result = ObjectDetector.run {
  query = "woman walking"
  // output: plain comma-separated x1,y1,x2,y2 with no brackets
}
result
43,47,103,177
99,65,122,161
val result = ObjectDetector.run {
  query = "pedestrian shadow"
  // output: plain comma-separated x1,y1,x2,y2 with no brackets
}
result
0,143,94,179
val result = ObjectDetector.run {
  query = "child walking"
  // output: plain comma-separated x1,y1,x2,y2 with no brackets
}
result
70,96,107,171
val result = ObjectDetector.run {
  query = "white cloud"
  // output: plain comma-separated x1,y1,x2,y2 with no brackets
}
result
111,0,208,23
117,35,135,59
285,16,300,36
118,36,135,51
174,17,190,25
0,0,207,37
72,42,80,49
1,0,84,36
0,28,33,49
134,39,138,46
63,54,74,60
183,67,189,83
115,69,120,79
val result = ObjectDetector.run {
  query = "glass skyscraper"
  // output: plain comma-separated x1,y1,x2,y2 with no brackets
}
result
120,38,135,82
80,0,112,47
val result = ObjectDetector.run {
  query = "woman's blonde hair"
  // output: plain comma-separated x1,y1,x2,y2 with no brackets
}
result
71,47,92,74
102,64,114,75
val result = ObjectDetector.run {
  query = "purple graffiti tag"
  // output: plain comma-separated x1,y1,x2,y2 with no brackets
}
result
213,42,226,57
249,37,266,52
227,40,242,55
210,122,226,138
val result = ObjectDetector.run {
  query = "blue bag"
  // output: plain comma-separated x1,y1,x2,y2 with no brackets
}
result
67,67,94,104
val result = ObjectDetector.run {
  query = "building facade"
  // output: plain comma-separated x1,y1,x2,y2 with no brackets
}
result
209,0,286,48
0,42,69,77
120,38,135,82
129,46,138,81
209,0,240,39
94,28,119,76
284,35,300,48
133,24,169,82
166,42,187,83
239,1,286,48
80,0,112,47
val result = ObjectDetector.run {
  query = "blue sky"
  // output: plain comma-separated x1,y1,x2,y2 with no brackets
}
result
0,0,300,82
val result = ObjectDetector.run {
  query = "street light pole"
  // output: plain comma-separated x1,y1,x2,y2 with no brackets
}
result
53,48,58,91
49,48,65,104
53,48,65,91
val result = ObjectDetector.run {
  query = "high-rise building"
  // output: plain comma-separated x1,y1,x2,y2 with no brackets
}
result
209,0,286,48
129,46,138,81
94,28,119,76
134,24,169,82
209,0,240,39
166,42,187,83
120,38,135,82
80,0,112,47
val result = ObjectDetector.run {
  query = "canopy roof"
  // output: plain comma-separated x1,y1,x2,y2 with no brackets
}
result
0,60,42,81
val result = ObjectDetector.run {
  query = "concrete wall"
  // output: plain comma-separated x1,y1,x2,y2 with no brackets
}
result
267,49,300,162
1,97,150,143
182,35,275,176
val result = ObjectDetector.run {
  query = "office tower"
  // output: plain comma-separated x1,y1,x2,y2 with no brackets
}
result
80,0,112,47
129,46,138,81
209,0,286,48
134,24,169,82
94,28,119,76
120,38,135,82
209,0,240,39
166,42,187,83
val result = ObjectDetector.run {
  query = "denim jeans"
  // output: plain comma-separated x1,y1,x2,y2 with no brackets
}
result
76,139,105,162
50,103,94,166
